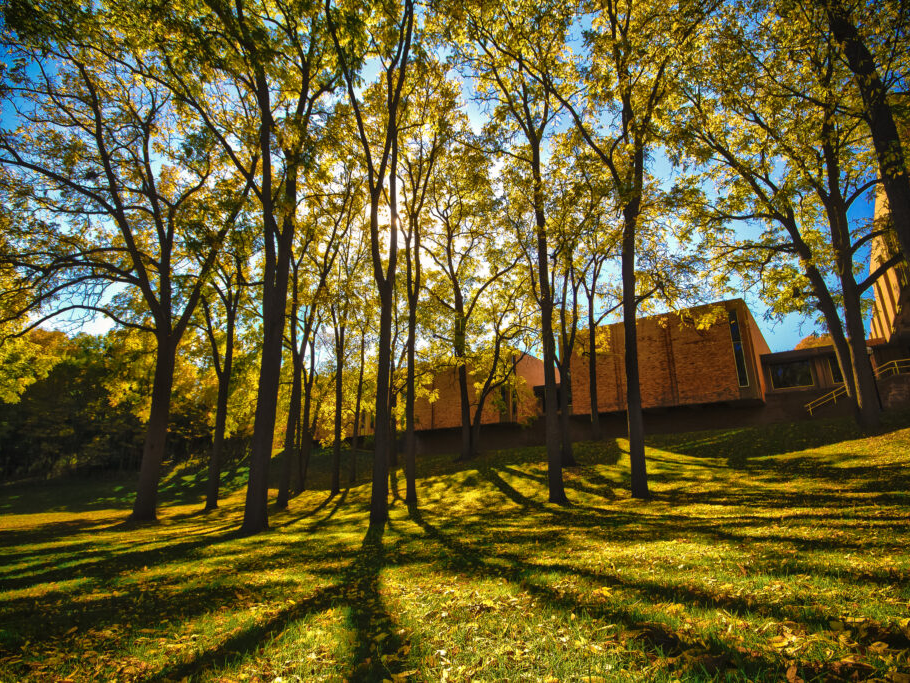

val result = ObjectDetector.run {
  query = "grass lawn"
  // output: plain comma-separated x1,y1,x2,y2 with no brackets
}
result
1,414,910,682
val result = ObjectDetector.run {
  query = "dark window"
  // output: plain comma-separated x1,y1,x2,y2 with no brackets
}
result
828,356,844,384
728,310,749,387
769,360,814,389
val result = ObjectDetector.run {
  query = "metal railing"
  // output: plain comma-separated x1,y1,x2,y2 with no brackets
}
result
805,358,910,415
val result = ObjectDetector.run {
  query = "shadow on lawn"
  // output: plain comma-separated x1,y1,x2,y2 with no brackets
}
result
404,504,786,679
403,499,906,681
3,415,908,681
153,524,411,683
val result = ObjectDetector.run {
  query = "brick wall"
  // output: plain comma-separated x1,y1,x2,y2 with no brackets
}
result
412,355,546,431
570,299,767,415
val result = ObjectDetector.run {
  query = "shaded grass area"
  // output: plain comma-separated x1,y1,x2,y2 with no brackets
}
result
1,414,910,681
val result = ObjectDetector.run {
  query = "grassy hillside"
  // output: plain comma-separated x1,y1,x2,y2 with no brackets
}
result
1,414,909,682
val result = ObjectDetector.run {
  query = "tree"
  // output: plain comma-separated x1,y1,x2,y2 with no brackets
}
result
445,0,570,503
426,141,523,461
326,181,368,496
673,0,892,429
818,0,910,266
397,54,455,503
326,0,415,529
0,11,247,519
136,0,339,533
197,230,254,510
529,0,718,498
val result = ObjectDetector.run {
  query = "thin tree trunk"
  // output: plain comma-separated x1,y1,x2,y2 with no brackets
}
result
404,300,418,503
276,348,303,509
205,309,234,510
456,354,473,462
371,276,394,526
557,270,578,467
531,143,567,505
299,338,317,491
241,73,294,535
389,382,398,470
131,335,177,521
332,325,345,495
586,293,602,441
351,335,365,484
820,106,881,430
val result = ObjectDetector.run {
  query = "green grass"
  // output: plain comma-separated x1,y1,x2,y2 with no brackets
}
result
2,414,910,682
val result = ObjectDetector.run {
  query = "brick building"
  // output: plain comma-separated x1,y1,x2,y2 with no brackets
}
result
569,299,770,414
412,353,546,430
354,243,909,454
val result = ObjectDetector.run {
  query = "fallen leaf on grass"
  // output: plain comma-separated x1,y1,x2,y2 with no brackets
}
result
785,665,804,683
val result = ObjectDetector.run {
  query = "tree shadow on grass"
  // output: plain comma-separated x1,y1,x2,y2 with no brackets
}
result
498,464,619,501
0,522,241,592
403,504,898,681
151,525,414,683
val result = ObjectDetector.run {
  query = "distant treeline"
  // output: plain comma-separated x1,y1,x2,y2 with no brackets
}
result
0,330,244,480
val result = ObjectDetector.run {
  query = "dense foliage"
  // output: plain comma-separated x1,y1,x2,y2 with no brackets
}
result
0,0,906,528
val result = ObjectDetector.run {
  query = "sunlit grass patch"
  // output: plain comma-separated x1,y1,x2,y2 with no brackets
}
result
1,412,909,681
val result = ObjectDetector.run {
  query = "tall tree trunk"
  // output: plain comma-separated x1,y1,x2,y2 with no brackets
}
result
299,338,317,491
820,109,881,430
586,294,602,441
531,144,567,505
351,334,365,484
389,382,398,469
622,202,648,499
241,75,293,535
456,353,473,461
276,348,303,509
807,264,859,406
371,276,394,527
205,310,235,511
332,325,345,495
369,138,400,527
558,363,575,466
783,220,861,419
404,298,418,503
557,272,578,467
823,0,910,265
843,288,881,430
131,334,177,521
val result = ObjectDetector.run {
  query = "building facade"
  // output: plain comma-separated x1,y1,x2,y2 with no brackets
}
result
569,299,770,414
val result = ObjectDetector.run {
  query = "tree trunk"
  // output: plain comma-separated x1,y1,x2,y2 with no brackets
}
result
587,296,602,441
351,335,365,484
205,311,234,511
531,144,567,505
299,339,317,491
456,356,473,461
843,291,881,430
276,348,303,509
370,276,394,527
558,362,575,466
557,274,578,467
824,0,910,265
404,300,418,504
820,113,882,431
622,204,648,499
332,326,345,496
241,76,293,535
131,335,177,521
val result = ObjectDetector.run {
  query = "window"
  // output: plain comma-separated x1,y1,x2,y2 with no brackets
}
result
828,356,844,384
769,360,814,389
728,310,750,387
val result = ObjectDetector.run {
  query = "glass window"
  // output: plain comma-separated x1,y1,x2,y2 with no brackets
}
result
769,360,814,389
728,310,749,387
